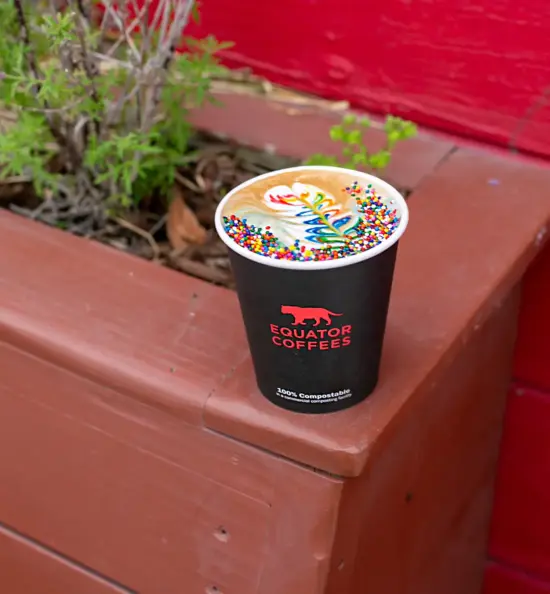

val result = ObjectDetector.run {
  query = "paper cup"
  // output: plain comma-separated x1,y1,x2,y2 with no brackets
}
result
215,166,408,414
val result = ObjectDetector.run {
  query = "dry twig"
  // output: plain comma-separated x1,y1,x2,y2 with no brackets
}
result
114,216,161,259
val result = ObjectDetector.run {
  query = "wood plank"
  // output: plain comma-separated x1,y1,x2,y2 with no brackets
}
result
0,342,341,594
0,524,132,594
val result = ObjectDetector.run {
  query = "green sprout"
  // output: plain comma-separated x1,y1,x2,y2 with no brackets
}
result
305,113,418,172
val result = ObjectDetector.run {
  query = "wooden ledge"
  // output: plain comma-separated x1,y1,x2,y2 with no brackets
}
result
189,92,455,192
0,214,249,428
1,94,550,478
204,146,550,476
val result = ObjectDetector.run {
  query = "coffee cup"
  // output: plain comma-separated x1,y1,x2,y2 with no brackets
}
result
215,166,408,414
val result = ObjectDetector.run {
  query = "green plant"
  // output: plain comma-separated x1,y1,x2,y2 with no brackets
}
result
304,113,418,172
0,0,231,230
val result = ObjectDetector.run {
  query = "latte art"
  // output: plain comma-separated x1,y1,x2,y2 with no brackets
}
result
259,182,361,248
219,169,402,263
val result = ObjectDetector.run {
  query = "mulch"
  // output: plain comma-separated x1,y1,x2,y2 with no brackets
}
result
0,131,298,289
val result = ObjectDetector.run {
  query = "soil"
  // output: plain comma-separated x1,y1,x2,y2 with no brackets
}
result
0,131,298,290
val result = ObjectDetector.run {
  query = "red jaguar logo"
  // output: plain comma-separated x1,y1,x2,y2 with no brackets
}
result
281,305,343,327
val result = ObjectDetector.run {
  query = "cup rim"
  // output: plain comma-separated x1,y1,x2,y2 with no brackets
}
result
214,165,409,271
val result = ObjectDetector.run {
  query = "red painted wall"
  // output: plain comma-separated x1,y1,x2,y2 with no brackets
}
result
188,0,550,160
489,384,550,579
484,563,550,594
513,247,550,390
485,244,550,594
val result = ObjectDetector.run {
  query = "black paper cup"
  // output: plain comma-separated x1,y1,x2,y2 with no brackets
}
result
215,166,409,414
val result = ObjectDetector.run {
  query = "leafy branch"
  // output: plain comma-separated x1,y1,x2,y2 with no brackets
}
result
305,113,418,172
0,0,232,233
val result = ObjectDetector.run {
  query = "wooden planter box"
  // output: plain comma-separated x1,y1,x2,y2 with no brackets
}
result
1,92,550,594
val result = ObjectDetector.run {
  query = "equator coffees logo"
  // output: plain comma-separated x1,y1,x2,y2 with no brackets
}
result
270,305,352,351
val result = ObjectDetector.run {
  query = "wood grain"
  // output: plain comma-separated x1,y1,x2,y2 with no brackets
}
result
182,0,550,158
0,523,132,594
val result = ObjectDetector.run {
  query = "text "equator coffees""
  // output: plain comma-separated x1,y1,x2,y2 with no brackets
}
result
271,304,352,350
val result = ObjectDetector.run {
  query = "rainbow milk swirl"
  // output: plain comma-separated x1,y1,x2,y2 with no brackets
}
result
221,171,401,263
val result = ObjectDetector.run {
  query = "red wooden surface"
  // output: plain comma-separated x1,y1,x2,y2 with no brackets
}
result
513,245,550,391
0,211,521,594
0,525,131,594
328,291,519,594
484,247,550,593
488,384,550,582
183,0,550,159
0,341,342,594
483,563,550,594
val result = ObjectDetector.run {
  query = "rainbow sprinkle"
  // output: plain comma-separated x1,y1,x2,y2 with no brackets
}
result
223,181,400,262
